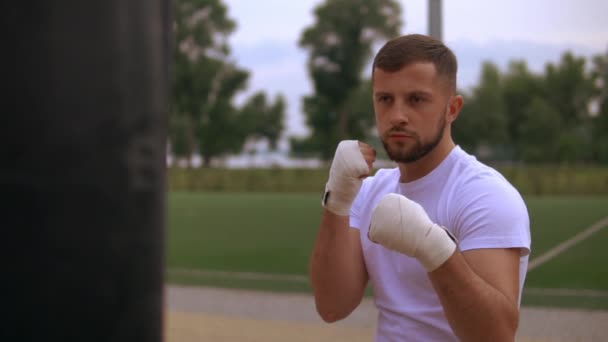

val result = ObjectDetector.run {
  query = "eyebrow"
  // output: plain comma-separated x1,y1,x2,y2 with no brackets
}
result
374,91,392,98
409,90,433,98
374,90,433,98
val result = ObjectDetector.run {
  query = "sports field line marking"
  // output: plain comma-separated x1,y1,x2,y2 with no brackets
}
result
167,268,309,283
527,215,608,271
168,215,608,286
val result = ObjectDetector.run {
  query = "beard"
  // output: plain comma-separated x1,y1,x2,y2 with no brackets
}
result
381,114,446,164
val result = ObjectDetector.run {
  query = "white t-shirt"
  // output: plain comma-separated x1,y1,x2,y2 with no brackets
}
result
350,146,531,342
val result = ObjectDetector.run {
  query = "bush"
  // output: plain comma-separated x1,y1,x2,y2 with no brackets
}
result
168,168,328,193
168,165,608,196
495,164,608,196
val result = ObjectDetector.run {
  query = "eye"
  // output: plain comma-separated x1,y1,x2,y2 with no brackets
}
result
377,95,392,104
410,94,424,104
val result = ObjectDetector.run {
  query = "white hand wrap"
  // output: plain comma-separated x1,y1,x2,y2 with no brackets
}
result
322,140,370,216
368,193,457,272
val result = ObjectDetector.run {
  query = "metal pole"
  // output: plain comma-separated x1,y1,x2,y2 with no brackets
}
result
428,0,443,41
1,1,170,341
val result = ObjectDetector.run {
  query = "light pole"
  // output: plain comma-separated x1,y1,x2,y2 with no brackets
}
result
429,0,443,41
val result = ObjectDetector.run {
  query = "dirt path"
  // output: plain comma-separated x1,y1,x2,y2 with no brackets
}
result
165,286,608,342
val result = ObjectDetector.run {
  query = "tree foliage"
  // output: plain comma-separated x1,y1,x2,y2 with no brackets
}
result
454,51,607,164
240,92,286,149
590,51,608,163
168,0,606,166
454,62,508,156
171,0,285,166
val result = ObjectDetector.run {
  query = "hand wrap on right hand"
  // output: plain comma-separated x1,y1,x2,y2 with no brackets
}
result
322,140,370,216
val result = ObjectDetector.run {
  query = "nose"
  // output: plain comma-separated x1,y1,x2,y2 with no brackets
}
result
388,102,409,126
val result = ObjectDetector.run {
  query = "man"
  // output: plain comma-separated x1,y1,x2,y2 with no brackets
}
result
310,34,531,342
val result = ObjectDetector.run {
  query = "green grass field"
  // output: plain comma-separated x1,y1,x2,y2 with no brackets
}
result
166,192,608,309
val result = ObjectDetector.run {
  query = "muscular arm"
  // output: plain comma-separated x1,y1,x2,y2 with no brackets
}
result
429,248,521,342
309,210,368,323
310,140,375,323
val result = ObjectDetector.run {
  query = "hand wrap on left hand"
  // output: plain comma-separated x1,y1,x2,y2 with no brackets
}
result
368,193,457,272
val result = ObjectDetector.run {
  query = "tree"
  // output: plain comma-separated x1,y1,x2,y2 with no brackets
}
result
455,51,603,164
518,97,561,162
453,62,508,159
544,52,596,127
240,92,286,150
500,60,546,160
590,51,608,163
293,0,402,159
542,52,596,162
196,62,250,166
171,0,251,167
169,113,195,161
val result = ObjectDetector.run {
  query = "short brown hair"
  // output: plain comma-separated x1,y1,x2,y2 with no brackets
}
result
372,34,458,91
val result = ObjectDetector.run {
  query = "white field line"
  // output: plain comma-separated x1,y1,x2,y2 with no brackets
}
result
528,215,608,271
167,216,608,294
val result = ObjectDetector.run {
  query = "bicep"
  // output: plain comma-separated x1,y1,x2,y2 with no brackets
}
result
462,248,521,306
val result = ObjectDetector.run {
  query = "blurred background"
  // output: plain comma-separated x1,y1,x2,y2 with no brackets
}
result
165,0,608,340
169,0,608,168
8,1,605,341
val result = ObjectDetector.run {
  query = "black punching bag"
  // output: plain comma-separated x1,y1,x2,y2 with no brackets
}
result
1,1,170,341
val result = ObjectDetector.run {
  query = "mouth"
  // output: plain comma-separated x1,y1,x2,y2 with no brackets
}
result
388,133,412,141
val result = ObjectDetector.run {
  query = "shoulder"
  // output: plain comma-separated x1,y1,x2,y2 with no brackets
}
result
453,155,524,209
447,150,530,242
455,171,528,228
448,148,522,202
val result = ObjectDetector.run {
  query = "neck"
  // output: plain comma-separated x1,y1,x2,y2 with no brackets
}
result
398,137,456,183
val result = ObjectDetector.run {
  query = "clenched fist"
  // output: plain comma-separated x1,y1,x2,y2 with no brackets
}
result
322,140,376,216
368,193,457,272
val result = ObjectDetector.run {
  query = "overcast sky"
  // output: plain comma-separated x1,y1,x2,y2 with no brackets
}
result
222,0,607,137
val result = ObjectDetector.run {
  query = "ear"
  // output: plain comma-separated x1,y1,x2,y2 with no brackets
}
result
446,95,464,124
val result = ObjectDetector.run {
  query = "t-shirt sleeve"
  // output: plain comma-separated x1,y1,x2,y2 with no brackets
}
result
451,176,531,256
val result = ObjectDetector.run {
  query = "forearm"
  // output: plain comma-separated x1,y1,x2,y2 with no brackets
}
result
310,140,374,322
429,251,519,342
309,210,368,322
